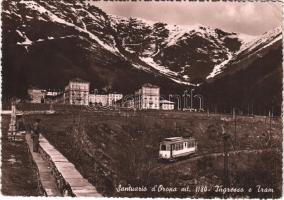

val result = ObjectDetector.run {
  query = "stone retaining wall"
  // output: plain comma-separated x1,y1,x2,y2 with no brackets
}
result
38,146,73,196
38,135,102,197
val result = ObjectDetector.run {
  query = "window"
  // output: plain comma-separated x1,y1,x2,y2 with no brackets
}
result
175,144,178,150
175,143,183,150
175,143,182,151
166,145,170,151
161,145,166,151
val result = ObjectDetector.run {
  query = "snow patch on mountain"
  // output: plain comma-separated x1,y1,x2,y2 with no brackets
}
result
165,24,204,47
239,26,282,53
238,33,258,44
139,56,178,76
16,30,32,49
206,26,282,79
19,0,119,54
207,53,233,79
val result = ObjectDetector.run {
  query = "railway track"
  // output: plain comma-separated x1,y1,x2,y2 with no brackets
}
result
150,147,280,173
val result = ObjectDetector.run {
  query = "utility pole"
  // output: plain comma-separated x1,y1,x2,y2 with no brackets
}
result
269,110,272,139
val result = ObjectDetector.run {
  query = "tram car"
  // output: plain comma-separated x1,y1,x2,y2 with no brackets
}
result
159,137,197,161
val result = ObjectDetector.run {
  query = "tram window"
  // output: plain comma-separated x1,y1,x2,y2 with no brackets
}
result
184,142,187,147
189,141,195,147
161,145,166,150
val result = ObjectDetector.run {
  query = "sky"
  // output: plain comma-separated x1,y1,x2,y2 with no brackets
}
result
92,1,282,35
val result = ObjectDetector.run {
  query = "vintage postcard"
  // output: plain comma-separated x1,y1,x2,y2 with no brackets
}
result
1,0,282,198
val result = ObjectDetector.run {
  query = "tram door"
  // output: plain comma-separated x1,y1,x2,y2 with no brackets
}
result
170,144,174,158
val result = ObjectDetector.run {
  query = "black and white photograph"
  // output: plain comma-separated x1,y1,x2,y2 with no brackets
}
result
1,0,283,198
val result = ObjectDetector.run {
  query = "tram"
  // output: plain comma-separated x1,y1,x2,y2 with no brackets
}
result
159,137,197,161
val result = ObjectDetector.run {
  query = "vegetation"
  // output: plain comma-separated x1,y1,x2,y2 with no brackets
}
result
22,109,282,197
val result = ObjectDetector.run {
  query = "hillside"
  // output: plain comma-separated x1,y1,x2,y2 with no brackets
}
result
200,27,282,116
22,110,282,197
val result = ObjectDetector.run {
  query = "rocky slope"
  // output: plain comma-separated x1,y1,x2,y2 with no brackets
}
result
199,27,282,115
110,15,252,84
207,26,282,80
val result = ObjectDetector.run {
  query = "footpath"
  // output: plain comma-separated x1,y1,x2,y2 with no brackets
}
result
26,133,102,197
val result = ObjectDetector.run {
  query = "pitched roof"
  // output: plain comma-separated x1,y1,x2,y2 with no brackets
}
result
70,77,89,83
161,137,195,144
160,100,175,104
141,83,160,88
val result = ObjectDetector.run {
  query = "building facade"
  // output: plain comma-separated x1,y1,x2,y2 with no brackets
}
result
45,90,64,104
108,93,123,106
89,93,123,107
89,94,108,106
160,100,175,110
134,83,160,110
28,88,46,103
64,78,90,105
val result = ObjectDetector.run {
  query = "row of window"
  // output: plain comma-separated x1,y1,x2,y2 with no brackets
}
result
145,97,159,100
143,104,159,108
70,94,88,97
160,141,196,151
173,143,184,151
71,100,88,104
71,91,88,94
142,89,159,95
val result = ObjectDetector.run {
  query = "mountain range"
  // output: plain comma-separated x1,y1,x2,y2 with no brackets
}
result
2,0,282,114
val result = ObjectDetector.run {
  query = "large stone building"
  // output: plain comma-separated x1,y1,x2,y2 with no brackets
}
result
89,93,123,107
134,83,160,110
28,88,46,103
64,78,90,105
